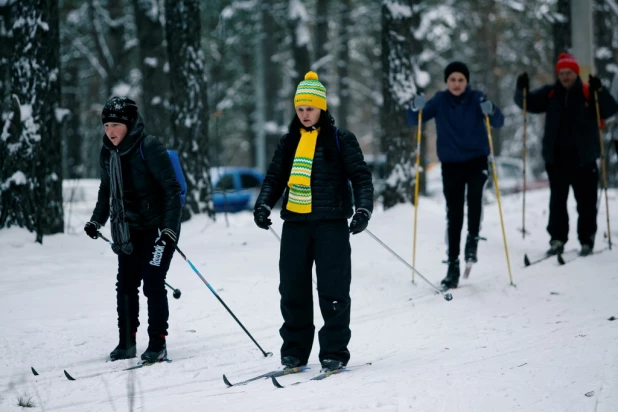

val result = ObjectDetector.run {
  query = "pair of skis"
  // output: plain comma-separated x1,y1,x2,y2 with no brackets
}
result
31,358,172,381
524,245,610,268
223,362,371,388
524,248,579,267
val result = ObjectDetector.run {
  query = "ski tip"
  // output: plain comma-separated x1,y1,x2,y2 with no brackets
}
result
523,254,531,266
271,376,284,389
31,367,39,376
223,374,233,387
63,370,75,381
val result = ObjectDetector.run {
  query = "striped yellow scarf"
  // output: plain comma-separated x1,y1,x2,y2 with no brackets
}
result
287,128,319,213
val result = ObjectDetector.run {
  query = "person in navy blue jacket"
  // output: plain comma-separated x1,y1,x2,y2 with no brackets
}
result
407,61,504,289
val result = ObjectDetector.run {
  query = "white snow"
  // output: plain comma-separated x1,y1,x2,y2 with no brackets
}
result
1,171,28,189
1,180,617,411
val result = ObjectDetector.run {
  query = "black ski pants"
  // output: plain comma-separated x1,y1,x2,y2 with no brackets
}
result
441,156,489,261
546,160,598,246
116,227,176,341
279,219,352,366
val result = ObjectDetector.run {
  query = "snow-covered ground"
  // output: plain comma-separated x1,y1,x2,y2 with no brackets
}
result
1,180,617,412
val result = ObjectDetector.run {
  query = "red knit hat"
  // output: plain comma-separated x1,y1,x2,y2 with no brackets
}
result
555,52,580,74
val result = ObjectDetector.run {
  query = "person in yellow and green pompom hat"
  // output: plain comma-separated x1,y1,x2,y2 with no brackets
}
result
253,71,374,373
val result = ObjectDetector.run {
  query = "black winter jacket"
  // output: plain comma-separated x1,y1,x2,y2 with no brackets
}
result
255,113,373,221
514,78,617,166
91,116,182,233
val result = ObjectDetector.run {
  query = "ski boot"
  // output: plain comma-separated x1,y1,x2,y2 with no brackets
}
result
281,356,304,370
110,333,137,361
320,359,344,373
440,259,460,290
579,244,593,257
546,240,564,256
141,334,167,363
464,234,482,263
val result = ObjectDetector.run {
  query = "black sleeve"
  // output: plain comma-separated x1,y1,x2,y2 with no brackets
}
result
255,134,289,209
339,129,374,213
90,148,111,225
596,87,618,119
142,136,182,233
514,85,552,114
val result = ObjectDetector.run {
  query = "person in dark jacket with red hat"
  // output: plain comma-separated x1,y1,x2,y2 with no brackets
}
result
85,96,182,363
407,61,504,290
253,72,373,373
515,53,617,257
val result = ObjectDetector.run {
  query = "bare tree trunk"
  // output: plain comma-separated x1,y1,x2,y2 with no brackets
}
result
289,0,311,88
1,0,64,240
336,0,351,130
132,0,171,138
593,0,615,83
314,0,328,68
262,0,283,159
62,63,83,179
41,0,64,235
165,0,213,217
380,0,423,208
553,0,571,65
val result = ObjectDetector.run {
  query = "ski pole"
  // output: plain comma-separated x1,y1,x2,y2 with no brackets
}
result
412,109,423,283
364,229,453,301
484,116,515,286
174,245,273,357
97,232,182,299
521,88,528,239
268,227,280,241
593,89,612,250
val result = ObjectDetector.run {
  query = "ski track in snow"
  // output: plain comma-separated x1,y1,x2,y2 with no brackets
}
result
1,184,617,411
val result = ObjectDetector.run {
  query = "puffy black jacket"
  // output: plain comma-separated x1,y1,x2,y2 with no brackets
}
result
514,78,617,165
91,116,182,233
255,112,374,221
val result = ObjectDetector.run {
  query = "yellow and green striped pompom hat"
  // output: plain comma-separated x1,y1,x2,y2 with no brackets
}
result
294,71,327,111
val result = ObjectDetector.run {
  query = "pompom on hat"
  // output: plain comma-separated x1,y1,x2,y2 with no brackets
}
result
555,52,580,75
294,71,327,111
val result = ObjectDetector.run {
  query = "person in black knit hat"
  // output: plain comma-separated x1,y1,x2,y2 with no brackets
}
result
407,61,504,290
85,96,182,363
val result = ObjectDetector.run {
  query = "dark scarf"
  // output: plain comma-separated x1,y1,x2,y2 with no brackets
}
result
109,150,133,255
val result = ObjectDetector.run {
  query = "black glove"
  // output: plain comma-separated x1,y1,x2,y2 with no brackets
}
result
155,228,178,248
516,73,529,91
84,221,100,239
349,209,370,235
254,205,272,230
589,75,602,93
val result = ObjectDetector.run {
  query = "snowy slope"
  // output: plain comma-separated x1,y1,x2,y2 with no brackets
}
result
1,182,617,412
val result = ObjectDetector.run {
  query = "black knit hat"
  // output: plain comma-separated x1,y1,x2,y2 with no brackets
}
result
444,61,470,83
101,96,138,126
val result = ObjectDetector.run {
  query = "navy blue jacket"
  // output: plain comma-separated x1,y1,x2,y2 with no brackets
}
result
407,86,504,163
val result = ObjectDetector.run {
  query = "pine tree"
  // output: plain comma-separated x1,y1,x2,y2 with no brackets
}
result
0,0,64,241
165,0,214,217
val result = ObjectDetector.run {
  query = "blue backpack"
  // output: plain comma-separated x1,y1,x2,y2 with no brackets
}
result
140,139,187,206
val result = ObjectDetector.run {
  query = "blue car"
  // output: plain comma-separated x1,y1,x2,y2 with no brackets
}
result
211,167,265,213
